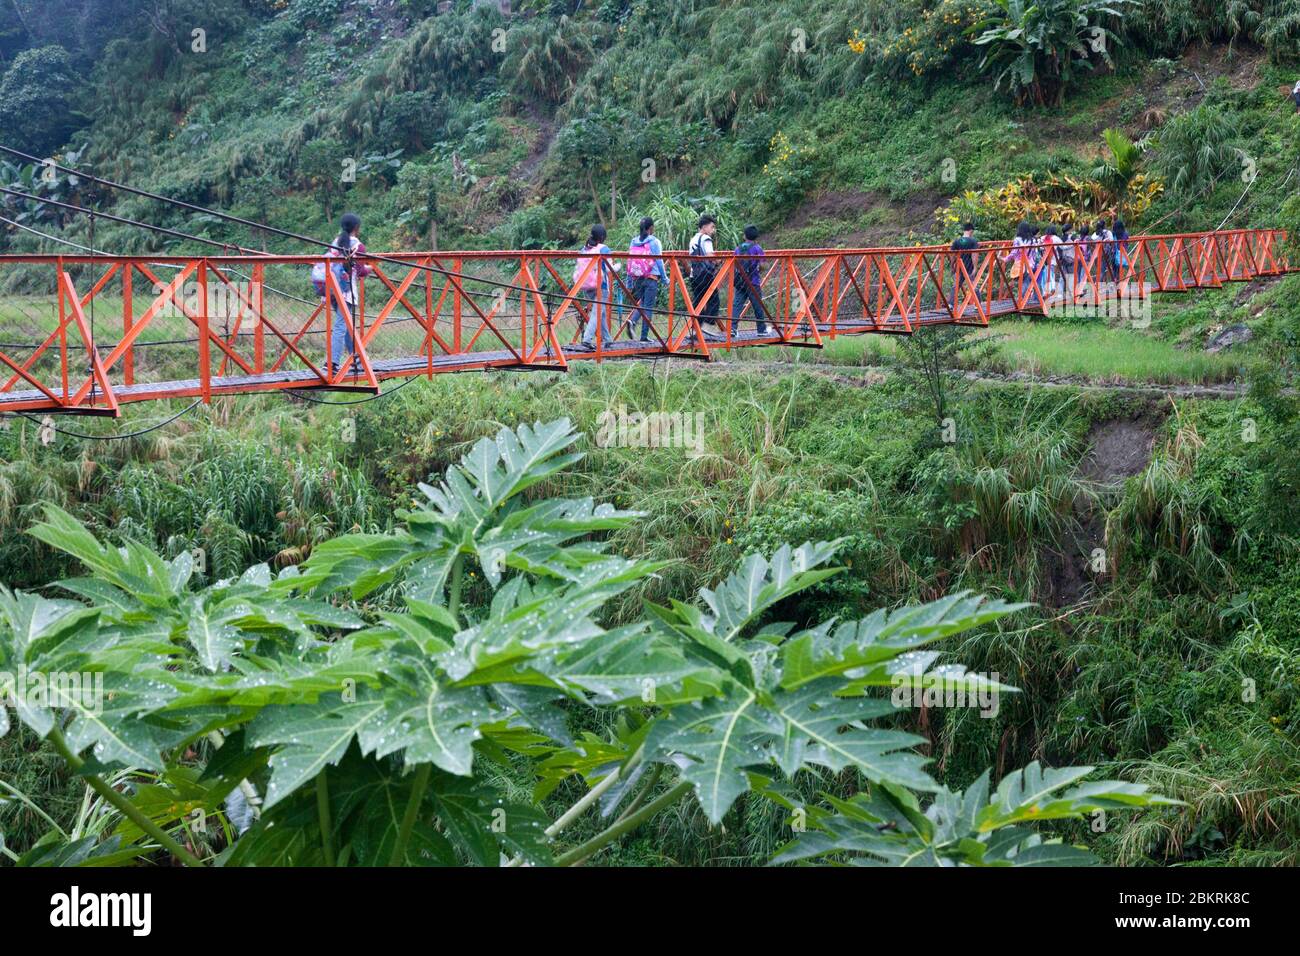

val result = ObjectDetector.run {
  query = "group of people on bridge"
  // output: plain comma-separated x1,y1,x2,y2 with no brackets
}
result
312,211,769,370
311,209,1140,374
952,218,1133,305
566,214,769,350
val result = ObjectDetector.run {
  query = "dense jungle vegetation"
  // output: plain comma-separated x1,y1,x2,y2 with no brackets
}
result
1,0,1299,867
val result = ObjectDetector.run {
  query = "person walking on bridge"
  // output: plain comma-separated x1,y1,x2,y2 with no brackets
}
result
950,222,979,312
689,215,725,341
1004,222,1041,307
627,217,666,343
575,224,619,351
1041,226,1062,300
731,224,769,336
1095,219,1118,286
1112,219,1131,286
325,212,371,377
1058,221,1079,299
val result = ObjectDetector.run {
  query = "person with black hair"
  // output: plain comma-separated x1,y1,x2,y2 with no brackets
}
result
1058,221,1079,297
1112,218,1131,282
1095,219,1117,285
951,222,979,308
1041,225,1061,299
574,224,618,351
731,224,769,336
1004,222,1039,305
325,212,371,376
689,214,724,340
626,216,666,342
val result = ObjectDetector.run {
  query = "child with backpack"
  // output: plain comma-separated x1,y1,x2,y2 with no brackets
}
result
731,224,769,336
1096,219,1117,285
1041,226,1061,299
575,224,619,351
1058,222,1078,298
318,212,371,376
1112,219,1130,281
626,217,666,342
950,222,979,308
1004,222,1040,306
688,215,724,340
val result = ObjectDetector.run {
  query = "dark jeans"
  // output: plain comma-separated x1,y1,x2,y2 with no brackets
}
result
730,282,768,334
329,264,357,372
952,260,976,311
579,287,608,347
692,270,720,326
631,276,660,341
1101,244,1119,283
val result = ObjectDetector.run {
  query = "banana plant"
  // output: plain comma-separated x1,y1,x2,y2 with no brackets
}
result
970,0,1134,107
0,418,1176,866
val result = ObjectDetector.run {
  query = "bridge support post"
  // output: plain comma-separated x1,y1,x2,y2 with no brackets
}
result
57,256,69,400
254,263,265,373
122,264,134,387
198,261,211,404
453,257,462,354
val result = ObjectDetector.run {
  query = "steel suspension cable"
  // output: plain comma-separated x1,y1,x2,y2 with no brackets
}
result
0,145,770,331
3,401,203,439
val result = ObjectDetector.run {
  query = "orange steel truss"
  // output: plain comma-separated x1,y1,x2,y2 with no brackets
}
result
0,228,1290,416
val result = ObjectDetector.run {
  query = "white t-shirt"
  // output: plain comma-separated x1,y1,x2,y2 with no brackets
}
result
689,232,715,258
328,235,365,304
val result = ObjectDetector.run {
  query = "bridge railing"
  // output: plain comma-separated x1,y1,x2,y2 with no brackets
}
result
0,227,1288,415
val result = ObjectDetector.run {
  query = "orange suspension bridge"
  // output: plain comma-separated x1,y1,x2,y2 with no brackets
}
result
0,228,1291,417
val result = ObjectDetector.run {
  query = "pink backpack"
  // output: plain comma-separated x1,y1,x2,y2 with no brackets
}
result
627,237,655,279
573,244,601,290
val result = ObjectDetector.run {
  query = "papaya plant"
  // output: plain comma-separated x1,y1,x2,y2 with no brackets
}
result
0,419,1176,866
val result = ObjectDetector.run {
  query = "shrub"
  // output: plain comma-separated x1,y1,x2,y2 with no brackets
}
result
0,46,87,156
0,419,1174,867
1147,104,1246,201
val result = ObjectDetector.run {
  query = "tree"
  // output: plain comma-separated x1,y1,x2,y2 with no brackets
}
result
503,14,596,105
232,168,280,251
552,107,633,229
376,90,449,155
296,139,349,223
1148,104,1245,201
970,0,1134,107
0,2,28,66
891,326,994,434
1091,127,1142,207
0,45,86,156
394,162,443,251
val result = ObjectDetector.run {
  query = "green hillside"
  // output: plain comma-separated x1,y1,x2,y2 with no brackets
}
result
0,1,1299,873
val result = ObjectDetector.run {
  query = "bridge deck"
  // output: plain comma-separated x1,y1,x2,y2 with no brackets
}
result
0,301,1020,412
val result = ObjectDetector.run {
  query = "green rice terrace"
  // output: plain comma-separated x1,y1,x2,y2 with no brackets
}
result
0,0,1298,893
